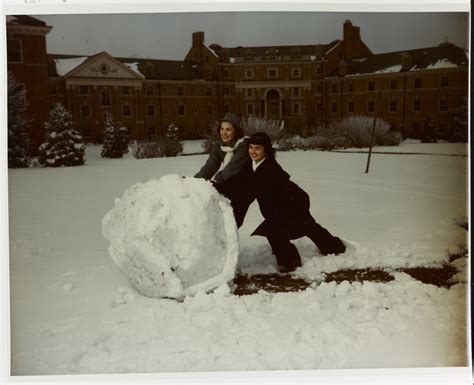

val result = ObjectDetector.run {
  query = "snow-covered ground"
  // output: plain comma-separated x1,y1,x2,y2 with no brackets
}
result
7,142,470,381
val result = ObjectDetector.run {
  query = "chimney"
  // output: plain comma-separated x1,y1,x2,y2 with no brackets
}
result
192,31,205,46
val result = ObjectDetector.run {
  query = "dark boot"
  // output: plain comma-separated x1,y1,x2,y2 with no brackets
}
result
305,217,346,255
267,234,302,272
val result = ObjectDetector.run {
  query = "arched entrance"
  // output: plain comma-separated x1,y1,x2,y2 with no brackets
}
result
265,89,281,119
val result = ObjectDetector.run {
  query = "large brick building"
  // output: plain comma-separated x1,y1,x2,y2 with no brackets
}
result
7,16,468,149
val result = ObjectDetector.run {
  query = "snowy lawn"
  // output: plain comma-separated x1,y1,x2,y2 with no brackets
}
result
8,143,469,376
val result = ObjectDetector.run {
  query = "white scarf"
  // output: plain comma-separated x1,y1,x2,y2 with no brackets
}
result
212,137,247,181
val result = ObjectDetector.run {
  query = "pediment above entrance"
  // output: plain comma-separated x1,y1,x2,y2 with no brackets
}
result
64,52,144,79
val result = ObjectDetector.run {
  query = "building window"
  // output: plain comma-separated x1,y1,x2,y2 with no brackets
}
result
292,68,301,77
245,69,254,78
246,103,254,115
413,98,422,112
80,104,91,118
101,89,111,107
224,86,230,96
177,86,184,96
224,104,231,113
267,68,278,78
293,88,300,97
224,69,230,78
368,100,375,113
292,102,301,115
390,100,398,112
48,83,58,95
390,79,397,90
121,86,130,96
439,98,448,112
315,65,321,75
246,88,254,97
206,105,213,115
146,86,154,96
122,104,132,117
163,87,168,95
79,85,89,95
7,39,22,62
147,104,155,116
178,105,185,116
206,87,213,96
368,80,375,91
440,76,449,87
348,82,354,92
331,83,338,93
316,83,322,93
414,77,422,89
194,106,199,115
331,102,337,113
348,102,355,113
165,107,169,115
193,88,198,96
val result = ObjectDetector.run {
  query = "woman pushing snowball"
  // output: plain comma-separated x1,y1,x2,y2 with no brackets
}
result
194,113,252,228
246,132,346,273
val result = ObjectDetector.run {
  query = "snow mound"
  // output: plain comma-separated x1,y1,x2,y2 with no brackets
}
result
102,174,239,299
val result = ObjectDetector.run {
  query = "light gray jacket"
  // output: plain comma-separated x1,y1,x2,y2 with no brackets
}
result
194,138,249,185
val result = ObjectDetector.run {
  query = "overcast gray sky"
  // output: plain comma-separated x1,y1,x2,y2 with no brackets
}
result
35,12,469,60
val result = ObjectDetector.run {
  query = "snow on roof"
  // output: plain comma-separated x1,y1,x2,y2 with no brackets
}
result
373,64,403,74
324,40,341,55
229,57,236,64
204,44,219,57
123,62,144,77
310,55,316,61
6,16,18,23
425,58,459,70
54,57,89,76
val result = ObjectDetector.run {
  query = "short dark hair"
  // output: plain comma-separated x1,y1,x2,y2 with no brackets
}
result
248,132,275,159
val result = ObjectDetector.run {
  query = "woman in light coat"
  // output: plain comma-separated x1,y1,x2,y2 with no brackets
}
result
195,113,252,227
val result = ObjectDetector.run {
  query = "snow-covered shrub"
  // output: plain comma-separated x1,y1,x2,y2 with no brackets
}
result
8,71,31,168
130,137,182,159
38,102,85,167
102,174,239,299
323,115,391,148
241,115,285,141
376,131,403,146
101,114,129,158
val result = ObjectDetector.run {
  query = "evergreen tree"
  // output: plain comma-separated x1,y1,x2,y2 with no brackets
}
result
8,71,31,168
39,102,85,167
165,123,180,142
101,113,129,158
449,97,468,143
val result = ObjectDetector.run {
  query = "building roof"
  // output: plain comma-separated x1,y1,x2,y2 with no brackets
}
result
347,42,468,76
6,15,48,26
209,40,341,59
48,54,203,80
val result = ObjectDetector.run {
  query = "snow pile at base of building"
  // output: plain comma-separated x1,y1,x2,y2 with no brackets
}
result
102,174,239,299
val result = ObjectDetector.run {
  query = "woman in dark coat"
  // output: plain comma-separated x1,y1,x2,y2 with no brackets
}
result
195,113,252,227
247,132,346,273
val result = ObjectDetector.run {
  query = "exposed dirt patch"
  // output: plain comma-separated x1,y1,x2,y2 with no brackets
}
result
233,263,464,296
325,269,394,284
233,273,311,296
398,264,458,288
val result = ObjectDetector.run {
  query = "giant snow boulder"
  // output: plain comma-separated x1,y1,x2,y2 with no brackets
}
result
102,174,239,299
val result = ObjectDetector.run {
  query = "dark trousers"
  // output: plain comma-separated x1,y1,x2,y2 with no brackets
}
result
266,216,344,268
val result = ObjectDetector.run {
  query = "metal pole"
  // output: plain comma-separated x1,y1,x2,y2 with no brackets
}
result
365,90,382,174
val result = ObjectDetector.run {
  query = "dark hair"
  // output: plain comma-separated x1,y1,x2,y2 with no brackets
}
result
216,120,244,140
248,132,275,159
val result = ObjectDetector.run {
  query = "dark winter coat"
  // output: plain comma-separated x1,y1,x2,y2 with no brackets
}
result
249,157,314,239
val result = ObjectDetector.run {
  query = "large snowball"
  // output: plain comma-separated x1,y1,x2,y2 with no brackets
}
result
102,174,239,299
